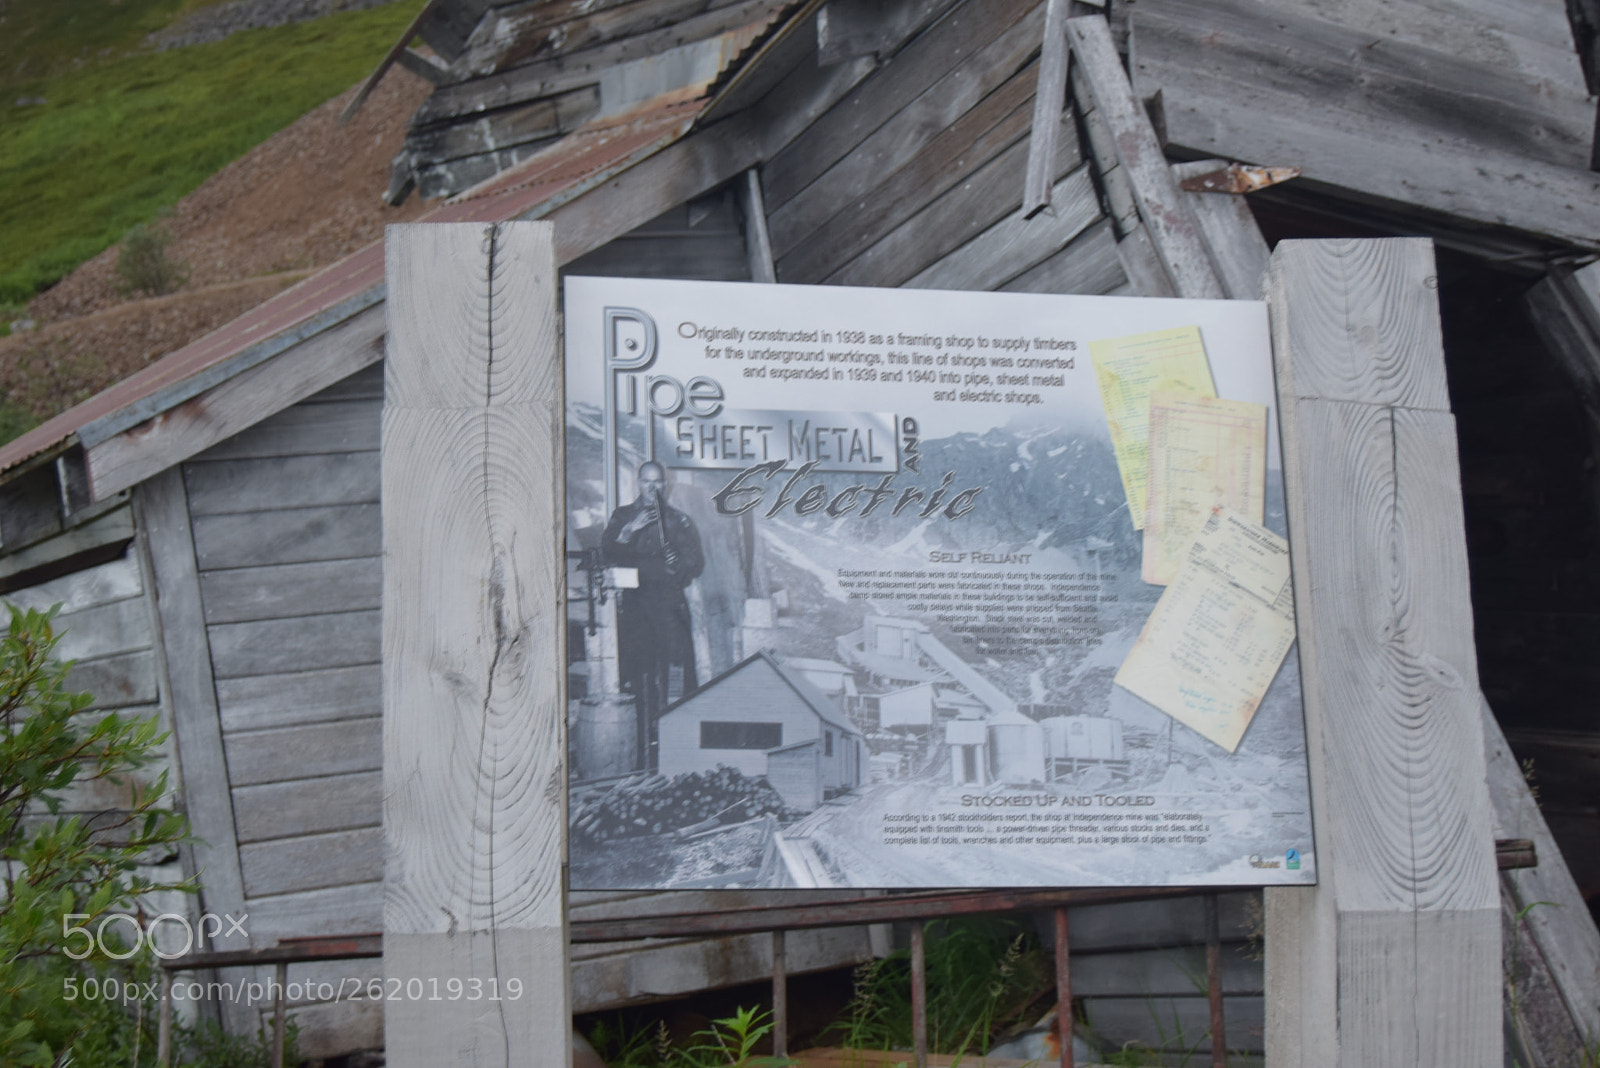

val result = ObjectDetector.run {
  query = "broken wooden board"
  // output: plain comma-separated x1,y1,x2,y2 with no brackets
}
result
1131,0,1600,251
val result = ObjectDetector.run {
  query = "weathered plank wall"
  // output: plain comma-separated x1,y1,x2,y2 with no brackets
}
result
565,187,752,281
3,517,156,719
139,181,876,1053
0,517,199,985
183,361,386,951
765,0,1130,297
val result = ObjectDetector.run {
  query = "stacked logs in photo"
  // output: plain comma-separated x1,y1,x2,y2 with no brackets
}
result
572,766,792,843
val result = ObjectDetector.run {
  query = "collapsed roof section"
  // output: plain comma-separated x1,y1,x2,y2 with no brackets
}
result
385,0,796,200
3,0,1597,550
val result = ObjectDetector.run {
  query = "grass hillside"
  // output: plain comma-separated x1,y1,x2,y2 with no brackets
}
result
0,0,200,89
0,0,422,307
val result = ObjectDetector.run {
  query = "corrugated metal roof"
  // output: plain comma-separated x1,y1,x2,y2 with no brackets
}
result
0,91,704,479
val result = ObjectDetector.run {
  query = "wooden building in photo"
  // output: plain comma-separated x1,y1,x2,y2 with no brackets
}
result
3,0,1600,1059
656,651,865,809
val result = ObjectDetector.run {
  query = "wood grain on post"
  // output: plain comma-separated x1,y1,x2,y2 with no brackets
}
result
382,222,568,1067
1264,238,1499,1067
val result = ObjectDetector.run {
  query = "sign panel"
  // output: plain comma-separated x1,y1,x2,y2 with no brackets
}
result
564,276,1316,889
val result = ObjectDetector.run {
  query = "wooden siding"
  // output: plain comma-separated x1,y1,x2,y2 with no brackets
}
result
564,187,753,282
1,539,166,792
1129,0,1600,252
160,193,881,1050
763,0,1137,300
766,740,822,811
0,526,198,973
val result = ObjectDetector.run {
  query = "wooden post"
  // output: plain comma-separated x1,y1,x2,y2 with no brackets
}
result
156,971,172,1067
1263,238,1500,1067
739,169,778,284
271,960,287,1068
1022,0,1070,217
1065,16,1224,300
135,467,252,1034
771,929,788,1057
382,222,569,1066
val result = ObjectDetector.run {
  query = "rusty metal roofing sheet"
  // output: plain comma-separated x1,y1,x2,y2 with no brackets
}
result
0,92,704,478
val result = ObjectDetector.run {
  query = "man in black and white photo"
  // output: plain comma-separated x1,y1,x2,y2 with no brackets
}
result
602,461,704,768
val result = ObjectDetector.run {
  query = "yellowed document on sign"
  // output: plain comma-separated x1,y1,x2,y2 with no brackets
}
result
1089,326,1217,529
1115,508,1296,752
1142,393,1268,586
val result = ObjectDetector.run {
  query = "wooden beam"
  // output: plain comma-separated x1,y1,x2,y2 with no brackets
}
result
1065,16,1223,299
339,0,446,124
85,301,386,503
739,169,778,283
395,46,451,85
133,466,253,1034
1070,64,1138,238
1483,697,1600,1053
1171,159,1271,301
1263,238,1499,1067
382,222,567,1066
1022,0,1070,217
0,504,133,594
1112,225,1177,298
1134,0,1593,171
1526,261,1600,410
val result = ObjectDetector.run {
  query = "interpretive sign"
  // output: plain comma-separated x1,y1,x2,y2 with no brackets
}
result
563,276,1315,889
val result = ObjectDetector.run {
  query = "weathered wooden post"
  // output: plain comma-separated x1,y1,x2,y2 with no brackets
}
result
1264,238,1500,1066
382,221,569,1066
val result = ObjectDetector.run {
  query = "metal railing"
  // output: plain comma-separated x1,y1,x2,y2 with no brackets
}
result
155,838,1535,1067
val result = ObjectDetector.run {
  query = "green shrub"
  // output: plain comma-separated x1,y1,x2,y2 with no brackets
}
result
115,217,191,296
0,603,190,1065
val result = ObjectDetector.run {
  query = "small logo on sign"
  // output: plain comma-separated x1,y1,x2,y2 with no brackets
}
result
1286,848,1301,870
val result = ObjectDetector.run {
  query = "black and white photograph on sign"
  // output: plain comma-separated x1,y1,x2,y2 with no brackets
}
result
564,275,1317,890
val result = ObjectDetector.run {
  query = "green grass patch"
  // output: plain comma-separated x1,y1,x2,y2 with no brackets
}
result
0,0,211,92
0,1,421,305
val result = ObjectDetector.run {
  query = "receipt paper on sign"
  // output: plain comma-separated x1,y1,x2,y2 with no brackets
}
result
1115,507,1295,752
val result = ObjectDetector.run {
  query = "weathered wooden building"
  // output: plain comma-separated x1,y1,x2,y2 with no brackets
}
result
657,652,865,807
3,0,1600,1060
